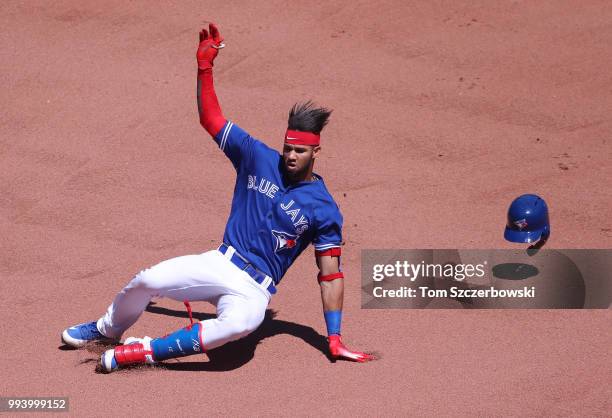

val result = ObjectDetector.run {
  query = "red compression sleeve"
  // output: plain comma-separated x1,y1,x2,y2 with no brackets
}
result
197,68,226,137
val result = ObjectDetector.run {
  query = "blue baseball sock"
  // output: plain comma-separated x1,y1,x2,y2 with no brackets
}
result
151,323,205,361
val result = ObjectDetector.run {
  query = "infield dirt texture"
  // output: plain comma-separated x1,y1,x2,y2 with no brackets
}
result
1,1,611,416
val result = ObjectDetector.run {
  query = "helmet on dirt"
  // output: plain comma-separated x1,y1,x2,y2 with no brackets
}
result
504,194,550,243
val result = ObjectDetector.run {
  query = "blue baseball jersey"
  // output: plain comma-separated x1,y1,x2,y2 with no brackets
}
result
213,120,343,285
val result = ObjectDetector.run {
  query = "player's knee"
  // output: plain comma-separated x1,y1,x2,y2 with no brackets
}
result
222,312,261,340
226,318,253,339
129,268,162,292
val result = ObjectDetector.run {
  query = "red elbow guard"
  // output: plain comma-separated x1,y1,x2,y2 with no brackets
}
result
318,272,344,283
315,247,342,257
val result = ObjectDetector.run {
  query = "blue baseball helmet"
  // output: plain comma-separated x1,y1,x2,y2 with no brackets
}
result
504,194,550,243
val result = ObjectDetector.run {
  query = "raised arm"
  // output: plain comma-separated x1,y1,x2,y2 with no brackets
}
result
317,253,374,362
196,23,226,137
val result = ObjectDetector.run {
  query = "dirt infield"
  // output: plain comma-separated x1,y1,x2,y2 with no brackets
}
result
1,0,610,416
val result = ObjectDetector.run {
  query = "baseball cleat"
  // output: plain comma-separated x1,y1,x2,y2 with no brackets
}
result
100,336,155,373
100,349,118,373
62,321,116,348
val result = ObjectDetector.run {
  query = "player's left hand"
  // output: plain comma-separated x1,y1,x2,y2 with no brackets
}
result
328,335,375,362
197,23,224,70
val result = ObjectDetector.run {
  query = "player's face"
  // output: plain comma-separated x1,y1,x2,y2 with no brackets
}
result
282,143,319,177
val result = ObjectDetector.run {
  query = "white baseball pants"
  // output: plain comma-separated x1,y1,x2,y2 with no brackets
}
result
97,249,270,350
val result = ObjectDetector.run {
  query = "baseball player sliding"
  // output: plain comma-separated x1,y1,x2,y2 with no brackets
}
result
61,24,374,372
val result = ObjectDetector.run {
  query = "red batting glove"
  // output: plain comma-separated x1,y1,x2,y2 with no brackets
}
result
328,335,375,363
197,23,224,70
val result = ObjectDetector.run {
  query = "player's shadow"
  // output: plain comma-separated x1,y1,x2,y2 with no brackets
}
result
492,263,539,280
144,303,330,371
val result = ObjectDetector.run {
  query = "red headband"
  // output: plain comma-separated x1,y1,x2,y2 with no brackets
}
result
284,130,320,146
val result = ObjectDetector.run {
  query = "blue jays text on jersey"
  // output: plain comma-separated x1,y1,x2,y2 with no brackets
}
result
213,121,343,287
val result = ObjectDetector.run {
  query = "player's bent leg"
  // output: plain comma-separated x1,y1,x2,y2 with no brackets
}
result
96,253,220,339
100,294,267,372
199,292,268,350
98,250,270,372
